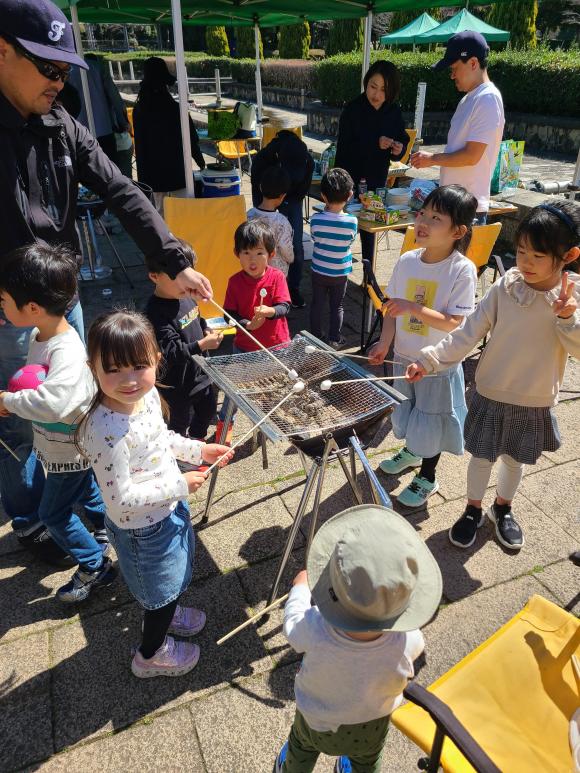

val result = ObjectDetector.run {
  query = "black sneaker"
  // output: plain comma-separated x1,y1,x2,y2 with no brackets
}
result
570,551,580,567
290,289,306,309
448,505,484,549
486,502,524,550
93,528,111,557
16,525,75,568
57,556,117,603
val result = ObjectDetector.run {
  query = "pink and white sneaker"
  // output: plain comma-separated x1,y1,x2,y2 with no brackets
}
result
168,605,207,637
131,636,200,678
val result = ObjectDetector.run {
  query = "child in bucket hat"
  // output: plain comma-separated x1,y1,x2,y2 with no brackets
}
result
274,504,442,773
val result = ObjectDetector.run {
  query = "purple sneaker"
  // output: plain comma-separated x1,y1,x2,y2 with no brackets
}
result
168,605,207,637
131,636,200,678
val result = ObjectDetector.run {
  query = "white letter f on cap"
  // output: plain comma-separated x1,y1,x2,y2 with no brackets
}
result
48,20,66,42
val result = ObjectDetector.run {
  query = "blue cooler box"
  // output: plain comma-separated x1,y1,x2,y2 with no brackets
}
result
201,167,241,198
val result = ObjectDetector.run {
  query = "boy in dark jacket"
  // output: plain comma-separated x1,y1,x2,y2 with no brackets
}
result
145,241,222,440
251,130,314,308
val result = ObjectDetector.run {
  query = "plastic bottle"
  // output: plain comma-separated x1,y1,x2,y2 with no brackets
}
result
359,178,368,199
328,142,337,170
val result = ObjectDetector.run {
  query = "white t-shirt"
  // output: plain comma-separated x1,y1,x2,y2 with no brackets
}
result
284,584,425,732
386,248,477,361
440,81,505,213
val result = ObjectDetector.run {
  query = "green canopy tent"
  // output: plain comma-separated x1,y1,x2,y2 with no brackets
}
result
57,0,513,196
416,8,510,44
380,12,440,51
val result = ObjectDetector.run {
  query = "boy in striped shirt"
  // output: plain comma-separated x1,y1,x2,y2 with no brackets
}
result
310,168,358,349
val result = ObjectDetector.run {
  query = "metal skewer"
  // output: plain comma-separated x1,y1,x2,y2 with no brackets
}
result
204,383,305,475
304,343,398,365
320,374,435,390
0,437,20,462
208,298,298,380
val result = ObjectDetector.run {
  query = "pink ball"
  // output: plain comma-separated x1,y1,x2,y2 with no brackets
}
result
8,364,49,392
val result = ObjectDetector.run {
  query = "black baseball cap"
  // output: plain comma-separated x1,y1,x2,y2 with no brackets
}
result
0,0,88,69
432,31,489,71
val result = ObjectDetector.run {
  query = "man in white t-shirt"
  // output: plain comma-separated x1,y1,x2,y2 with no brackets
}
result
411,31,505,223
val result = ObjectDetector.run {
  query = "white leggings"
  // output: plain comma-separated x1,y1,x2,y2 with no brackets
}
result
467,454,524,502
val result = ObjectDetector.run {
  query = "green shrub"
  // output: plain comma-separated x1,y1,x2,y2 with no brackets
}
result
326,19,364,56
278,22,311,59
236,26,262,59
206,26,230,57
315,48,580,117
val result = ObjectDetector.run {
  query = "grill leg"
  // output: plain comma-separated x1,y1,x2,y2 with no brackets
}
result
337,450,363,504
260,431,269,470
201,399,235,524
267,458,320,605
305,438,336,558
97,217,135,288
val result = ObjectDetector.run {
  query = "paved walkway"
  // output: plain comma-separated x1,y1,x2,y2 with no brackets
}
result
0,161,578,773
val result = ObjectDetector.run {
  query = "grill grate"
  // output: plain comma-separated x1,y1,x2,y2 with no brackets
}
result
196,334,396,443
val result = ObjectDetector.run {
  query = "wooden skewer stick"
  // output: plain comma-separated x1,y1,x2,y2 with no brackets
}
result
208,298,296,378
216,593,289,646
0,437,20,462
320,374,435,390
304,344,398,365
205,387,303,475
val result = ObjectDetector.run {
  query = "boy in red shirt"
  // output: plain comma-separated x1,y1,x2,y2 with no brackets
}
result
216,220,291,442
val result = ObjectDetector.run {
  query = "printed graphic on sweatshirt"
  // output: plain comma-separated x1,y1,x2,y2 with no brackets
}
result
403,278,438,336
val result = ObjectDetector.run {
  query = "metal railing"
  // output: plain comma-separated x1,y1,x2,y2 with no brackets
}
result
110,61,231,106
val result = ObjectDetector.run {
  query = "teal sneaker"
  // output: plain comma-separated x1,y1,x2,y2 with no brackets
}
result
397,475,439,509
379,447,422,475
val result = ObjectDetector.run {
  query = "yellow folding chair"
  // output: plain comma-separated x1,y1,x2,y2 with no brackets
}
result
392,595,580,772
261,124,303,149
387,128,417,188
216,139,258,177
361,223,503,352
163,194,247,332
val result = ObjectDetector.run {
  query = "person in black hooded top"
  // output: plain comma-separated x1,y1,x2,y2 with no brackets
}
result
334,60,409,265
133,57,206,215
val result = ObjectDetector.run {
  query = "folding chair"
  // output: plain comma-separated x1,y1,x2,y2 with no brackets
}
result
360,224,503,352
216,139,258,177
392,595,580,772
163,194,246,332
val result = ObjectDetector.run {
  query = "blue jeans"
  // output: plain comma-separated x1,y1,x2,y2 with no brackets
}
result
0,301,85,532
474,212,488,225
279,198,304,292
310,272,348,343
39,469,105,571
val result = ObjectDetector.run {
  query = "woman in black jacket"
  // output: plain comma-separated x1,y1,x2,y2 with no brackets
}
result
133,57,206,215
334,60,409,264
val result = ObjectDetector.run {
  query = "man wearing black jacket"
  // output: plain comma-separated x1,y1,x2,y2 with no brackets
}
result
0,0,212,565
251,129,314,308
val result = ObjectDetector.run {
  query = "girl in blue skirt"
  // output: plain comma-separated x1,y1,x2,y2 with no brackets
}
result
369,185,478,508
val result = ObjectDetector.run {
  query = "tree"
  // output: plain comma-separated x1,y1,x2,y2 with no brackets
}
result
536,0,578,35
486,0,538,49
278,21,311,59
205,26,230,56
326,18,364,55
236,26,263,58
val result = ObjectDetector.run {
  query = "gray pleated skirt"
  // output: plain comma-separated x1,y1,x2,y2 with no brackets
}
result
464,391,561,465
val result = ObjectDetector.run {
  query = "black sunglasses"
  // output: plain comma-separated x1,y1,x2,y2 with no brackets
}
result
10,37,71,82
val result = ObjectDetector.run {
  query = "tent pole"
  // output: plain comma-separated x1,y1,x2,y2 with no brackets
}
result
361,9,373,90
254,23,263,135
69,4,96,137
170,0,195,197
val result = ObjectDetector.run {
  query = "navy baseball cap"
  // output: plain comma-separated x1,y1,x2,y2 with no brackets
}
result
0,0,88,68
432,31,489,71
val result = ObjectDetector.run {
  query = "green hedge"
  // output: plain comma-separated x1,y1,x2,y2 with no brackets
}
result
100,48,580,118
316,48,580,118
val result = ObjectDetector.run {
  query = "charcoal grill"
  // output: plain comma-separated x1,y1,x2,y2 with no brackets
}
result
193,332,405,603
